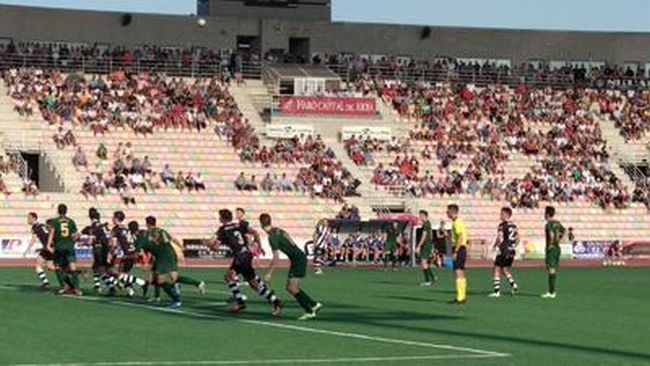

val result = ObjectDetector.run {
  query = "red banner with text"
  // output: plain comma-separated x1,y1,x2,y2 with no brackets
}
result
279,96,377,117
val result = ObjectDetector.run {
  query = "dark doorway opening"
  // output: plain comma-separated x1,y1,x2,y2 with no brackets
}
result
288,37,310,63
21,152,39,187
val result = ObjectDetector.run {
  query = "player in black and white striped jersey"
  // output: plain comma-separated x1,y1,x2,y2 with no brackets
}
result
311,219,330,275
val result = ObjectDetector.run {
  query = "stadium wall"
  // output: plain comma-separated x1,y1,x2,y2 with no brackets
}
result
1,4,650,64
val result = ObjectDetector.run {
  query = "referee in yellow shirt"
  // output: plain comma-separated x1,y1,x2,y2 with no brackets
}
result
447,204,467,304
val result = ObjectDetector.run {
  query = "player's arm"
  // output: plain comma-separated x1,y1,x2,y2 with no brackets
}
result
46,224,55,252
170,235,183,248
265,248,280,282
493,229,502,250
417,227,426,252
557,225,566,243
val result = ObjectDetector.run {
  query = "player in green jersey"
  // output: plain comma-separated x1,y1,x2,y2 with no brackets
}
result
260,214,322,320
129,216,192,308
382,221,399,270
46,204,82,295
542,206,565,299
416,210,435,286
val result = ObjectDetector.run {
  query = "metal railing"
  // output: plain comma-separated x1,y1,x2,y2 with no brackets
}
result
326,62,650,90
0,54,262,79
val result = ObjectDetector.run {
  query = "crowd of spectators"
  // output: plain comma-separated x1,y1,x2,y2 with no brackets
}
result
79,141,204,202
2,68,233,135
354,79,635,209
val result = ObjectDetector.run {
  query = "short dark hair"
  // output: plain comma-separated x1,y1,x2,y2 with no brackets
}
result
259,213,272,227
28,212,37,220
145,216,156,226
419,210,428,217
128,220,139,234
501,207,513,218
113,211,126,223
57,204,67,216
89,207,100,221
545,206,556,218
447,204,459,214
219,209,233,223
236,207,245,214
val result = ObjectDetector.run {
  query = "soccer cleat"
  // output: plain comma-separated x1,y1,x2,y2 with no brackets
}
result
449,299,467,305
298,312,317,321
169,301,182,309
312,302,323,314
511,286,519,295
125,287,135,297
488,292,501,298
230,303,247,313
272,301,283,316
41,283,51,291
314,267,324,275
198,281,207,295
57,286,73,295
72,289,83,296
419,281,433,287
541,292,557,299
148,297,162,304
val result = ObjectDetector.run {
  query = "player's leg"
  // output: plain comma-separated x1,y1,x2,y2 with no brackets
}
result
453,247,467,304
176,274,206,295
542,247,559,298
117,259,146,294
490,264,501,297
52,250,70,292
157,272,181,307
419,245,434,286
289,256,321,320
503,264,518,294
67,258,82,296
34,255,50,289
225,267,247,311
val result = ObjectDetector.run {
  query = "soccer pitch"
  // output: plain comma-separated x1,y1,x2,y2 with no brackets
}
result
1,266,649,366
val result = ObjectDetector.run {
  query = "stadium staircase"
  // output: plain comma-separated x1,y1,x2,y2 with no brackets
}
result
598,115,650,163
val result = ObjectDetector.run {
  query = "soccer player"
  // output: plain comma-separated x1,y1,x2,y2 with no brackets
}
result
542,206,565,299
47,204,82,295
110,211,149,296
447,204,467,304
209,209,282,315
25,212,53,289
382,221,399,270
311,218,330,274
260,213,323,320
82,208,115,295
416,210,435,286
133,216,187,308
490,207,520,298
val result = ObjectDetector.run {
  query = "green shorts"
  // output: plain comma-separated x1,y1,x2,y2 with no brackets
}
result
288,253,308,279
53,247,76,268
545,246,561,269
420,244,433,261
154,258,178,275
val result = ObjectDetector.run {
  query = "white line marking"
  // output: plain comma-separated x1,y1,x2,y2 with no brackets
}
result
75,295,508,358
8,354,504,366
1,284,509,360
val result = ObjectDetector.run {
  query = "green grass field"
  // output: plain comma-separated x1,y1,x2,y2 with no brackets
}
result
1,266,649,366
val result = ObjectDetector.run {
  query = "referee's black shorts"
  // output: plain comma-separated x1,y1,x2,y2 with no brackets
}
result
453,246,467,270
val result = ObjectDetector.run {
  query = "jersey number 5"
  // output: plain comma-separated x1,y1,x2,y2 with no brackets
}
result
61,222,69,237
